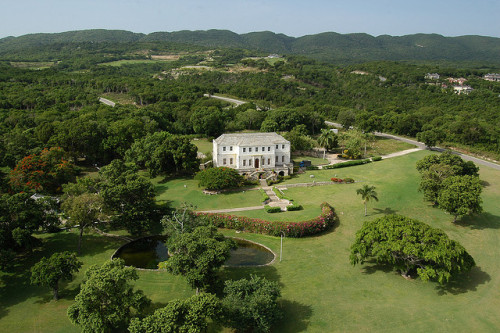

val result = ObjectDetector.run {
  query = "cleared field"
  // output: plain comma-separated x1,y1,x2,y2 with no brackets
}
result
99,59,175,66
10,61,55,69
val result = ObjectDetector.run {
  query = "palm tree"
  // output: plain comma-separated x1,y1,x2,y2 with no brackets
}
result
356,185,379,216
317,129,338,159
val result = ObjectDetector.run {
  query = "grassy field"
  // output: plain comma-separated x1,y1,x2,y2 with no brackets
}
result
98,59,176,67
10,61,55,69
2,150,500,332
292,155,329,166
192,138,213,155
153,176,262,210
101,92,136,105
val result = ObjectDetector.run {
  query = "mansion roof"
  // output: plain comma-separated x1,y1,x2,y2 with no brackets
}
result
214,132,289,146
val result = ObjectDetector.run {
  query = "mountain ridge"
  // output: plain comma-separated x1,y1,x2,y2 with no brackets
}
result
1,29,499,64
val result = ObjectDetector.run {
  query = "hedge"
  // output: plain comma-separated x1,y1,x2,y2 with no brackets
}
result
259,189,270,203
372,156,382,161
287,204,303,211
265,206,282,213
323,159,372,169
196,202,338,237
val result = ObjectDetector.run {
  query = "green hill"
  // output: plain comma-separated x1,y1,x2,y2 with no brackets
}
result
1,29,499,64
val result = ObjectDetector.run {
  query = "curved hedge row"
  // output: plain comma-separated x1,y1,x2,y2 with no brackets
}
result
196,202,338,237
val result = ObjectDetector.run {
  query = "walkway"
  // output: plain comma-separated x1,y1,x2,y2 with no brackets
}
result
259,179,291,211
325,121,500,171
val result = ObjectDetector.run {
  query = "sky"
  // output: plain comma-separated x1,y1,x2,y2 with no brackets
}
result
1,0,499,39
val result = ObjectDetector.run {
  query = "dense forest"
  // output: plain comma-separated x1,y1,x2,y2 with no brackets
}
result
0,30,499,176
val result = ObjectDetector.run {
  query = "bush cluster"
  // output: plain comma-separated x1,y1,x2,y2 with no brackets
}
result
323,159,372,169
287,204,303,211
259,189,270,203
371,156,382,161
196,202,338,237
265,206,282,213
343,178,355,183
331,177,343,182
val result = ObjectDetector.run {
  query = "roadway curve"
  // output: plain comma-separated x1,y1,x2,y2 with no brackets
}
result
325,121,500,171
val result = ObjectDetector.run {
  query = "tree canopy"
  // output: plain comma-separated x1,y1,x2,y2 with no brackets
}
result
222,275,282,333
67,259,150,332
159,226,235,293
30,251,82,300
195,167,243,191
438,175,483,222
350,215,476,284
128,293,220,333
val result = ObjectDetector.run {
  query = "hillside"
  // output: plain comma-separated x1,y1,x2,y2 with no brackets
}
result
1,29,499,64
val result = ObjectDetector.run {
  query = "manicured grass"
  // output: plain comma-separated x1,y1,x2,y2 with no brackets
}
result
191,138,213,154
10,61,55,69
292,155,329,166
152,176,262,210
2,150,500,332
366,136,416,156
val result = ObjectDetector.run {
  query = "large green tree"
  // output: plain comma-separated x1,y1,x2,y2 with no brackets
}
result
125,131,199,177
159,226,235,293
30,251,82,300
437,175,483,222
222,275,282,333
350,215,475,283
317,128,339,159
195,167,243,191
128,293,220,333
100,160,162,235
67,259,151,332
61,193,105,255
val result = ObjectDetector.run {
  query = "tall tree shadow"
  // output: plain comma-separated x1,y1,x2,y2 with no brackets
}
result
372,207,398,215
273,299,313,332
456,213,500,230
435,266,491,295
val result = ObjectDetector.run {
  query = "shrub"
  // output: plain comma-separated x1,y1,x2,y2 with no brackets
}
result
259,189,270,203
343,177,355,183
195,167,243,191
306,165,319,170
372,156,382,161
330,177,343,183
265,206,282,213
323,159,371,169
287,204,303,211
197,202,338,237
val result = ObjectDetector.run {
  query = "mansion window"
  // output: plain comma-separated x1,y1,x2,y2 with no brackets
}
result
223,158,226,164
243,148,246,152
249,148,252,152
230,158,233,164
268,147,271,151
223,147,226,151
275,156,278,163
276,145,278,149
230,146,233,151
243,160,246,166
268,158,271,164
256,147,258,152
282,156,284,162
282,144,285,149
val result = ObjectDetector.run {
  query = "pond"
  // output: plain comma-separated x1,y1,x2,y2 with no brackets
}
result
112,236,275,269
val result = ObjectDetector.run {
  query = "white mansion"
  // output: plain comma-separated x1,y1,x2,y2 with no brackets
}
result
213,132,293,178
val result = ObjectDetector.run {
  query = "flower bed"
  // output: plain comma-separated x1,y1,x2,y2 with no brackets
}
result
196,202,338,237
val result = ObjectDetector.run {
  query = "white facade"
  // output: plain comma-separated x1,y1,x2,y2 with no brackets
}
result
213,133,293,176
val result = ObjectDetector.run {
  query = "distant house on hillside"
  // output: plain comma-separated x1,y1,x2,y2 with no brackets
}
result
453,85,473,95
484,73,500,82
448,77,467,85
425,73,440,80
213,132,293,179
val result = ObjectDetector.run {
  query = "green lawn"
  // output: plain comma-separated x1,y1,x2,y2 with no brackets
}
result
98,59,175,67
191,138,213,155
292,155,329,166
153,176,262,210
2,150,500,332
366,136,416,156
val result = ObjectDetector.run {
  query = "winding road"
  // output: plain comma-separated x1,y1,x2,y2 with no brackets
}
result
325,121,500,171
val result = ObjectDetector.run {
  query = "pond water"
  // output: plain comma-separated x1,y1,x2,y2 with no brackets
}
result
112,236,274,269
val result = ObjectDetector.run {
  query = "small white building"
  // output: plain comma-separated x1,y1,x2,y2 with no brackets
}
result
484,73,500,82
453,85,473,95
425,73,440,80
213,132,293,178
